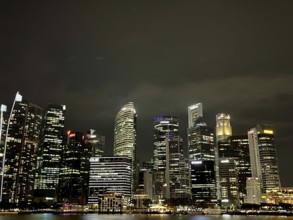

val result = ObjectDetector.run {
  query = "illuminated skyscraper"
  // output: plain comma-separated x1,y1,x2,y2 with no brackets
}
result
188,122,215,161
230,135,251,201
216,113,232,142
81,130,105,204
34,104,66,204
218,158,240,208
188,104,217,205
153,116,179,171
165,136,190,199
1,92,43,205
188,103,203,128
188,103,215,160
113,102,137,195
114,102,137,161
0,105,7,148
0,104,7,201
218,135,251,202
215,113,232,201
248,124,280,193
153,116,179,199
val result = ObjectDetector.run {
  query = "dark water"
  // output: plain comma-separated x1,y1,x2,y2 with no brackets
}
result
0,214,292,220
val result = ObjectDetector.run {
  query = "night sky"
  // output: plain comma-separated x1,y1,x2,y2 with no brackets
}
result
1,1,293,185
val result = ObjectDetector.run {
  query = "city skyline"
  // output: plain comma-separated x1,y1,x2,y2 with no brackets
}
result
0,1,293,187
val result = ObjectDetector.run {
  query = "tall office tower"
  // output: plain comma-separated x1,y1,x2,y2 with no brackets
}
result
153,116,179,200
188,122,215,160
88,157,132,204
58,131,84,204
190,160,217,205
1,92,43,205
218,135,251,202
245,177,261,204
248,124,280,193
114,102,137,194
219,158,240,208
216,113,232,142
0,104,7,201
215,113,232,201
230,135,251,202
80,130,105,204
34,104,66,204
188,103,203,128
0,105,7,149
153,116,179,171
84,129,105,157
165,136,190,199
114,102,137,160
187,104,217,206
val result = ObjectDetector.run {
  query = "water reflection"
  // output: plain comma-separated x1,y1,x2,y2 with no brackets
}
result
0,214,293,220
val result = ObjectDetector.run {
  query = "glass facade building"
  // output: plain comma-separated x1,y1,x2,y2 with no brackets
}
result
0,104,7,202
188,122,215,161
165,137,190,199
248,124,280,193
2,92,43,205
190,160,217,205
218,158,240,208
230,135,251,201
153,116,179,171
34,104,66,203
218,135,251,203
113,102,137,194
188,104,217,205
58,131,84,204
153,116,179,200
113,102,137,160
84,129,105,157
88,157,132,204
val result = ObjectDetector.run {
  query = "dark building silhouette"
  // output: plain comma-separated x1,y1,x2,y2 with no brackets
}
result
58,129,104,205
58,131,84,204
190,160,217,205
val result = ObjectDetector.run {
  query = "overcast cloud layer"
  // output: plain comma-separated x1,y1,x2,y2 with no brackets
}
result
1,1,293,185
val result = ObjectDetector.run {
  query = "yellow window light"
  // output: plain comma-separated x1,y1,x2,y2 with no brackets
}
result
264,129,274,134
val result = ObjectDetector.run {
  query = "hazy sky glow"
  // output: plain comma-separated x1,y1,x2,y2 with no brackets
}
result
1,1,293,185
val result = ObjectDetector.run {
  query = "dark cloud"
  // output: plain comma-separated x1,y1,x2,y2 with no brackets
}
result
1,1,293,185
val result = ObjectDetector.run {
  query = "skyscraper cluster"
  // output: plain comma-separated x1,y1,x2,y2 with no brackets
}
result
0,92,105,208
0,92,282,210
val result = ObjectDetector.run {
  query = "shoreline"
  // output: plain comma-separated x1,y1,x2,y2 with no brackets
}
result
0,210,293,216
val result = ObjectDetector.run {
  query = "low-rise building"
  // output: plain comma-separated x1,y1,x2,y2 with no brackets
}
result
264,187,293,205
